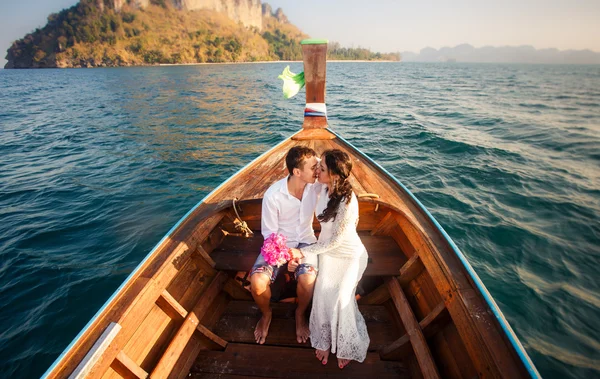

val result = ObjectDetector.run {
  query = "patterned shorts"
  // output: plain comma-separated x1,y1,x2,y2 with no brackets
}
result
250,242,318,283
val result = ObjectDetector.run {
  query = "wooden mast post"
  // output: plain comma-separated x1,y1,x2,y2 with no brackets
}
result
294,39,335,140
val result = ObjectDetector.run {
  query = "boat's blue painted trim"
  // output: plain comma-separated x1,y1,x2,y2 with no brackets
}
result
329,129,540,378
42,132,297,378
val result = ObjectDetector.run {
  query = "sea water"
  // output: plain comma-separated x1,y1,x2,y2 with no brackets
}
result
0,62,598,378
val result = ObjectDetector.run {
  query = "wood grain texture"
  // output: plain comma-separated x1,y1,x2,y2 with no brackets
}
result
387,277,441,379
302,43,328,129
370,211,394,236
195,324,227,350
398,254,425,287
380,301,449,360
117,257,217,374
292,128,335,140
116,305,174,376
212,301,400,351
392,213,523,378
110,351,148,379
358,282,390,305
191,343,409,378
222,278,252,301
211,232,405,276
156,290,188,321
151,272,229,378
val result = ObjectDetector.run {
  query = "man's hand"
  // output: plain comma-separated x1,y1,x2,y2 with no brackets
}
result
289,248,304,260
288,258,300,272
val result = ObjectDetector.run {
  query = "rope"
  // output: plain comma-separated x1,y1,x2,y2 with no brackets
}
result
357,193,380,199
357,193,380,212
232,198,254,237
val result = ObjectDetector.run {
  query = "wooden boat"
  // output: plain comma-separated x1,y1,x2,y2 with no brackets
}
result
43,40,540,379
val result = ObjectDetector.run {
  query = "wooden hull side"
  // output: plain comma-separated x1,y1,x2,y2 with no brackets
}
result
42,134,300,379
42,130,537,379
328,130,538,378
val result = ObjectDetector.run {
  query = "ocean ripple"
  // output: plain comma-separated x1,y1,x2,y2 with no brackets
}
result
0,62,599,379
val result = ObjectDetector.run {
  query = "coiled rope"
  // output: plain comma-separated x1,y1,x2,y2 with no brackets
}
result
232,197,254,237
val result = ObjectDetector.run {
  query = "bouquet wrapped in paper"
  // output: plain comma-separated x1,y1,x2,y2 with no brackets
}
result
261,233,291,267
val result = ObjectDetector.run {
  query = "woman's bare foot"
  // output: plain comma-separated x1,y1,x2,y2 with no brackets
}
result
315,349,330,365
338,358,350,369
295,309,310,343
253,310,272,344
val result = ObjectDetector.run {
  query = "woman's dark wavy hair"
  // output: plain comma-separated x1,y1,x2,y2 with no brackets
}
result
317,149,353,223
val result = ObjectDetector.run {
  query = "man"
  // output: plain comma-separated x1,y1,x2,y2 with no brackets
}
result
249,146,320,345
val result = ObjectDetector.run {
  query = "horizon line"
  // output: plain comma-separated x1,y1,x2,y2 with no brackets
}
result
398,43,600,54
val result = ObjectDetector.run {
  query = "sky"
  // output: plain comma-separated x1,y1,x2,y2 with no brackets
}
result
1,0,599,67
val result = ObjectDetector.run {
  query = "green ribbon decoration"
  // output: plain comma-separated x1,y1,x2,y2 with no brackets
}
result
278,65,305,99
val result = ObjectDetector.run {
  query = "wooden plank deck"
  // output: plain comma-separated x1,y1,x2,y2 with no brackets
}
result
211,301,401,351
190,343,409,378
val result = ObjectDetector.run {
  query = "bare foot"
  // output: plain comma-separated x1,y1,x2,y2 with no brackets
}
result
295,309,310,343
315,349,330,365
338,358,350,369
254,310,272,344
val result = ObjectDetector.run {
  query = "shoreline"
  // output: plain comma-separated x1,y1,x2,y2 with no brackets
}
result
157,59,398,66
1,59,400,69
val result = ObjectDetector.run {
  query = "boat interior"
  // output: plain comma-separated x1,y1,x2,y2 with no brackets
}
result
50,134,529,379
47,41,532,379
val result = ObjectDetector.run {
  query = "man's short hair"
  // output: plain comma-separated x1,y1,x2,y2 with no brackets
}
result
286,146,317,175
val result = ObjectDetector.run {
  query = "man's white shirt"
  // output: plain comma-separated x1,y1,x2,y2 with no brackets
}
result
261,177,322,248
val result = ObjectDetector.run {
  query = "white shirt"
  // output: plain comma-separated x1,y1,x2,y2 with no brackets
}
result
261,177,322,248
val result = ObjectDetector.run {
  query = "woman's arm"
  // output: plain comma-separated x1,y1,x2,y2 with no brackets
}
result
298,199,357,257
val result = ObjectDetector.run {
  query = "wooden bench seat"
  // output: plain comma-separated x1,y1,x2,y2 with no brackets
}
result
211,232,407,276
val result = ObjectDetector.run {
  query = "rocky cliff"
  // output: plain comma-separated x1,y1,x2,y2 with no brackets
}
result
93,0,145,12
97,0,263,30
178,0,262,30
4,0,303,68
261,3,287,23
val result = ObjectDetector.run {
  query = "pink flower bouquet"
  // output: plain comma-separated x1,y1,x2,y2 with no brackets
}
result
261,233,291,267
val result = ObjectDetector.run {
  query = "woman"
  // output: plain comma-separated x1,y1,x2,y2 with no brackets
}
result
290,149,370,369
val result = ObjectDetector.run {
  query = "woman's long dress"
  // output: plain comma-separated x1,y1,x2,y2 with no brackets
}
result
300,187,370,362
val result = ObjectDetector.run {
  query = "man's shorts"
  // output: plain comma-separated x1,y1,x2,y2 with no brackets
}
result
250,242,318,283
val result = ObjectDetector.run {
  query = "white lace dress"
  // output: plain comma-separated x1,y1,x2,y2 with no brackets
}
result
301,187,370,362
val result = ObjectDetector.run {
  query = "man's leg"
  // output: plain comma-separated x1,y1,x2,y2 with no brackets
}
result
249,253,279,344
294,243,318,343
250,271,273,344
295,271,316,343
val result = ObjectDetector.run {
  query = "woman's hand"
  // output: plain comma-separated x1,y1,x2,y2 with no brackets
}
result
289,247,304,259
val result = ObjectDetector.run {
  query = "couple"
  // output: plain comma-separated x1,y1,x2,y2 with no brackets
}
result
249,146,370,369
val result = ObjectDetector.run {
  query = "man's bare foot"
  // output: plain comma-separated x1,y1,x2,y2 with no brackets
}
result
295,309,310,343
254,310,272,344
315,349,330,365
338,358,350,369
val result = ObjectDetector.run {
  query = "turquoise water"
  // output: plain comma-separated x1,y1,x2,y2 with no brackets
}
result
0,63,598,378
